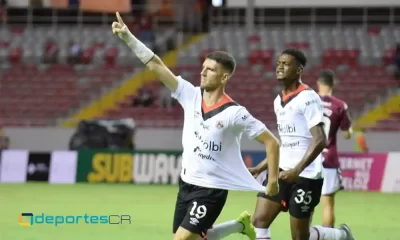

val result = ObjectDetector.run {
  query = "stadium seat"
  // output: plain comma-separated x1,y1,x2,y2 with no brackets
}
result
1,25,398,130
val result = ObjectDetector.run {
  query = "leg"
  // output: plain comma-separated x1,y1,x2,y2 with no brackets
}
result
201,211,255,240
252,178,289,239
321,168,343,227
173,178,191,239
176,182,228,240
309,225,355,240
289,177,355,240
252,198,281,239
290,215,311,240
321,195,335,227
288,177,324,240
175,227,201,240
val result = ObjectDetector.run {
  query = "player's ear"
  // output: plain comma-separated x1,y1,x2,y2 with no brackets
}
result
221,72,229,84
297,67,303,75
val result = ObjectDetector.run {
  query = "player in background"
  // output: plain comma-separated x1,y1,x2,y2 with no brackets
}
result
248,49,355,240
112,12,280,240
316,69,352,228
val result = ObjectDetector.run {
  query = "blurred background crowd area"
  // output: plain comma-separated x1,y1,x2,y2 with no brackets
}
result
0,0,399,151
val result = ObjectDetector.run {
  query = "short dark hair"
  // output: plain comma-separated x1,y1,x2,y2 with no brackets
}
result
318,69,336,87
281,48,307,67
206,51,236,75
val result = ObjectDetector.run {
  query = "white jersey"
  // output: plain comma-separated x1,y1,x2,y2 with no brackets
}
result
171,76,267,192
274,84,324,179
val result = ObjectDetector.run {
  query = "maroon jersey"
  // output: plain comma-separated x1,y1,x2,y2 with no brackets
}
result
320,95,352,168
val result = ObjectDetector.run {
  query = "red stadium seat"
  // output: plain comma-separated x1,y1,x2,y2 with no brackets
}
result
8,48,23,65
104,48,119,66
382,49,395,66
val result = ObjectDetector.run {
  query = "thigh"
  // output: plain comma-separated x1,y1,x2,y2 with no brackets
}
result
288,177,323,219
257,177,293,212
173,178,190,234
253,178,293,228
252,197,282,228
174,227,201,240
321,168,342,196
180,185,228,235
288,178,323,240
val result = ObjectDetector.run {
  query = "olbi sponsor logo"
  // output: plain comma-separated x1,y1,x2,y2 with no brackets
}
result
203,141,222,152
278,124,296,133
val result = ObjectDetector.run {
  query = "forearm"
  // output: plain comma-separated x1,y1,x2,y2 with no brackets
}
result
295,138,326,172
125,32,155,65
123,31,178,91
266,141,279,181
254,159,268,172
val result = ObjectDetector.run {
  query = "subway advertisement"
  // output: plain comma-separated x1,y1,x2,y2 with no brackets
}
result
0,150,399,193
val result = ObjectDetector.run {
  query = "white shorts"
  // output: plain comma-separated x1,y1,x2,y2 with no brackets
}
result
321,168,343,195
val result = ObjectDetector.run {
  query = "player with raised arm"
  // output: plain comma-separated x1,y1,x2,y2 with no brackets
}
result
112,12,280,240
248,49,356,240
317,69,352,228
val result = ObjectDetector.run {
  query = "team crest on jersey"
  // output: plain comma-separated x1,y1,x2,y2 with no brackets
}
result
194,111,201,118
216,121,224,129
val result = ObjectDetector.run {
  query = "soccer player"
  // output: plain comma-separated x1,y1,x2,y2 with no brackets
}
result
112,12,281,240
317,69,352,228
248,49,356,240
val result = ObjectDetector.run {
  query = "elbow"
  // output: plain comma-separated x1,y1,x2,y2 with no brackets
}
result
267,137,280,153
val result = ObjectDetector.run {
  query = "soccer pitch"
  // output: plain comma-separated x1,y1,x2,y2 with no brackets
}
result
1,184,399,240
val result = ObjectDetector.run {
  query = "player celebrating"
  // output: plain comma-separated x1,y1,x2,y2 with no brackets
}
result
249,49,356,240
112,12,280,240
317,69,352,228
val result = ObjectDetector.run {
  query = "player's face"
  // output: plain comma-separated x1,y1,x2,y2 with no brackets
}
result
276,54,302,82
316,80,322,91
200,58,229,91
317,79,334,92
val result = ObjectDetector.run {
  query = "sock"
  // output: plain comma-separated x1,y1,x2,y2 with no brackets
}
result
199,220,244,240
255,228,271,239
309,226,347,240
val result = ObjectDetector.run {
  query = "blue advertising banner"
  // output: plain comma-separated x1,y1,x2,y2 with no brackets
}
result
241,151,266,168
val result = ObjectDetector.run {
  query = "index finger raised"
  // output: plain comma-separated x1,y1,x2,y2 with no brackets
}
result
116,12,124,25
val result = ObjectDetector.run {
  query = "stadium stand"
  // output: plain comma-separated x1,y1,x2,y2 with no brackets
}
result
0,26,174,126
0,24,398,129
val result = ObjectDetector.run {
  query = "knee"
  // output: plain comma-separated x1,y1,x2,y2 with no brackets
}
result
252,214,271,229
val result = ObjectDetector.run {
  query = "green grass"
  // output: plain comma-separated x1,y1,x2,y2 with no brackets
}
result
0,183,399,240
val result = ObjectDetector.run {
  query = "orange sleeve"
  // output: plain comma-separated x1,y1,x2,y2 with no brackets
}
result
357,135,368,151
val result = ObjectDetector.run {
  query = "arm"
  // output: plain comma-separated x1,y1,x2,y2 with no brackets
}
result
340,102,353,140
112,12,178,92
294,93,327,173
234,108,280,182
294,123,327,173
254,131,280,181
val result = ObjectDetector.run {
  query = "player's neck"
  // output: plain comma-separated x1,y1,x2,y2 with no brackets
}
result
202,88,226,106
282,79,301,94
